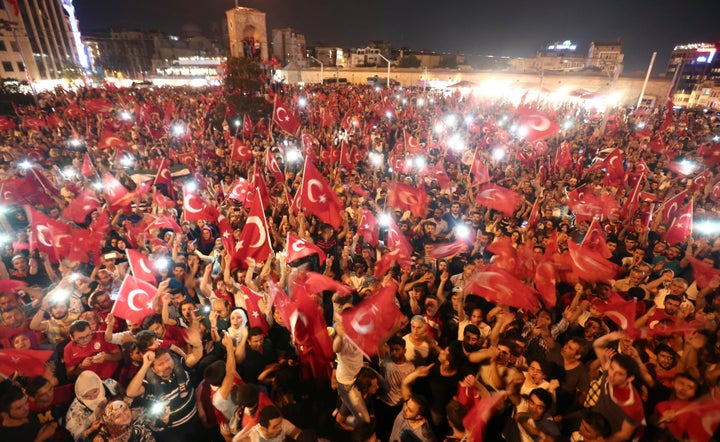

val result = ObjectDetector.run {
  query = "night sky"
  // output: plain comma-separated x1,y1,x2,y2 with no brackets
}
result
73,0,720,74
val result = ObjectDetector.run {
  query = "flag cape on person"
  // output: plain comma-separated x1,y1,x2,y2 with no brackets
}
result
111,275,157,324
341,283,404,358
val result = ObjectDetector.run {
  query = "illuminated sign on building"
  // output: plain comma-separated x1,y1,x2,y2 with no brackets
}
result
547,40,577,51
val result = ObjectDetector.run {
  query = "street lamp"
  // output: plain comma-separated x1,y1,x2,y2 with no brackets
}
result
376,53,392,88
307,55,324,84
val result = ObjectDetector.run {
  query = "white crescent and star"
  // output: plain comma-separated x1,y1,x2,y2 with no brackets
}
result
127,289,149,312
184,195,204,213
245,215,267,249
349,304,379,335
36,225,53,247
526,114,551,132
306,179,325,203
276,108,290,122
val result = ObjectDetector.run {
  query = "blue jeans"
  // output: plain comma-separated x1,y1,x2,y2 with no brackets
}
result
336,381,371,424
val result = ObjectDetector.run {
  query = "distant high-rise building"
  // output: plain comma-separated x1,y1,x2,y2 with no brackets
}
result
226,6,268,61
0,0,85,81
666,42,720,106
271,28,305,67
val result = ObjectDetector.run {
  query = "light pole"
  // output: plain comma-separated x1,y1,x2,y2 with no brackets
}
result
307,55,323,84
377,53,392,88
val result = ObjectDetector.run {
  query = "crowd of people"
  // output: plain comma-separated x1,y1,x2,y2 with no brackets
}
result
0,78,719,442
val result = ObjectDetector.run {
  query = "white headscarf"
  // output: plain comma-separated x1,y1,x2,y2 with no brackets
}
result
75,370,106,411
227,308,248,346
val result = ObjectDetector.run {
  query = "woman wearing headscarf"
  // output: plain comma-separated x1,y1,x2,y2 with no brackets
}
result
91,400,155,442
65,370,122,441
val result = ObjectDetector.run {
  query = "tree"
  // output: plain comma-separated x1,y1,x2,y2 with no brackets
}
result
397,55,421,68
223,57,272,122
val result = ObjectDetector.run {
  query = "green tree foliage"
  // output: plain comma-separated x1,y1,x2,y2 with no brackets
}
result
222,56,272,122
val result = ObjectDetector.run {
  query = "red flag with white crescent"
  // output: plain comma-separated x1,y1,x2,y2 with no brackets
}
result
61,190,100,224
662,200,693,245
126,249,157,284
232,193,273,268
272,96,301,135
182,190,219,222
111,275,157,324
243,114,254,140
0,349,54,378
357,209,379,247
231,138,254,161
286,233,327,265
389,181,428,219
98,130,129,150
265,148,285,184
660,190,688,225
386,217,413,258
403,129,423,153
567,240,619,282
227,177,251,204
299,160,344,229
466,265,541,311
153,157,173,187
427,240,470,259
474,184,521,217
595,299,637,333
341,283,405,358
517,111,559,142
239,285,269,334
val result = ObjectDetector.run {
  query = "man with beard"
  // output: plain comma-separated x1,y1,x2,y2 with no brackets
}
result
126,328,204,442
29,291,79,347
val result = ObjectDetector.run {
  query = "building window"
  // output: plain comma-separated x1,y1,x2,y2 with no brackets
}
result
2,61,13,72
16,61,23,71
0,41,6,51
10,41,18,52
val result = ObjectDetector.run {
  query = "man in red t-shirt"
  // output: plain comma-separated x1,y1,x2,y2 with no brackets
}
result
64,319,121,380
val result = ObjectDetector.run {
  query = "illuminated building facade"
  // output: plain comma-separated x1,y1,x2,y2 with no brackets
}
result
226,6,268,61
313,46,345,67
271,28,305,67
587,41,624,77
667,42,720,107
0,0,85,81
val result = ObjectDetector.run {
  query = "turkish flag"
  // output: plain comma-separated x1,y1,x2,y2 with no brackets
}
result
389,181,428,218
466,264,541,311
691,170,710,192
101,173,131,208
620,172,644,221
686,256,720,289
111,275,157,324
711,181,720,202
0,115,16,131
81,152,96,178
265,148,285,184
603,148,625,185
471,150,490,185
556,141,573,170
231,138,253,161
98,130,129,150
374,248,412,278
428,163,451,190
649,136,666,153
475,184,522,217
534,261,557,308
152,191,175,210
289,280,335,382
385,217,413,258
339,140,355,171
517,111,559,142
300,272,353,296
243,114,253,140
153,157,173,187
661,190,688,225
567,240,619,282
596,299,637,332
85,98,115,114
527,198,541,229
286,234,326,265
22,116,46,131
427,240,471,259
0,279,27,293
25,206,71,262
239,286,269,334
341,283,405,358
699,142,720,167
403,129,423,153
462,392,509,442
663,201,693,245
659,99,675,131
143,214,181,233
62,190,100,224
64,102,85,119
357,209,379,247
227,177,251,204
126,249,157,284
0,349,54,378
300,160,344,229
182,190,219,221
232,193,273,267
268,281,296,330
582,217,612,259
272,96,301,135
639,191,661,202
